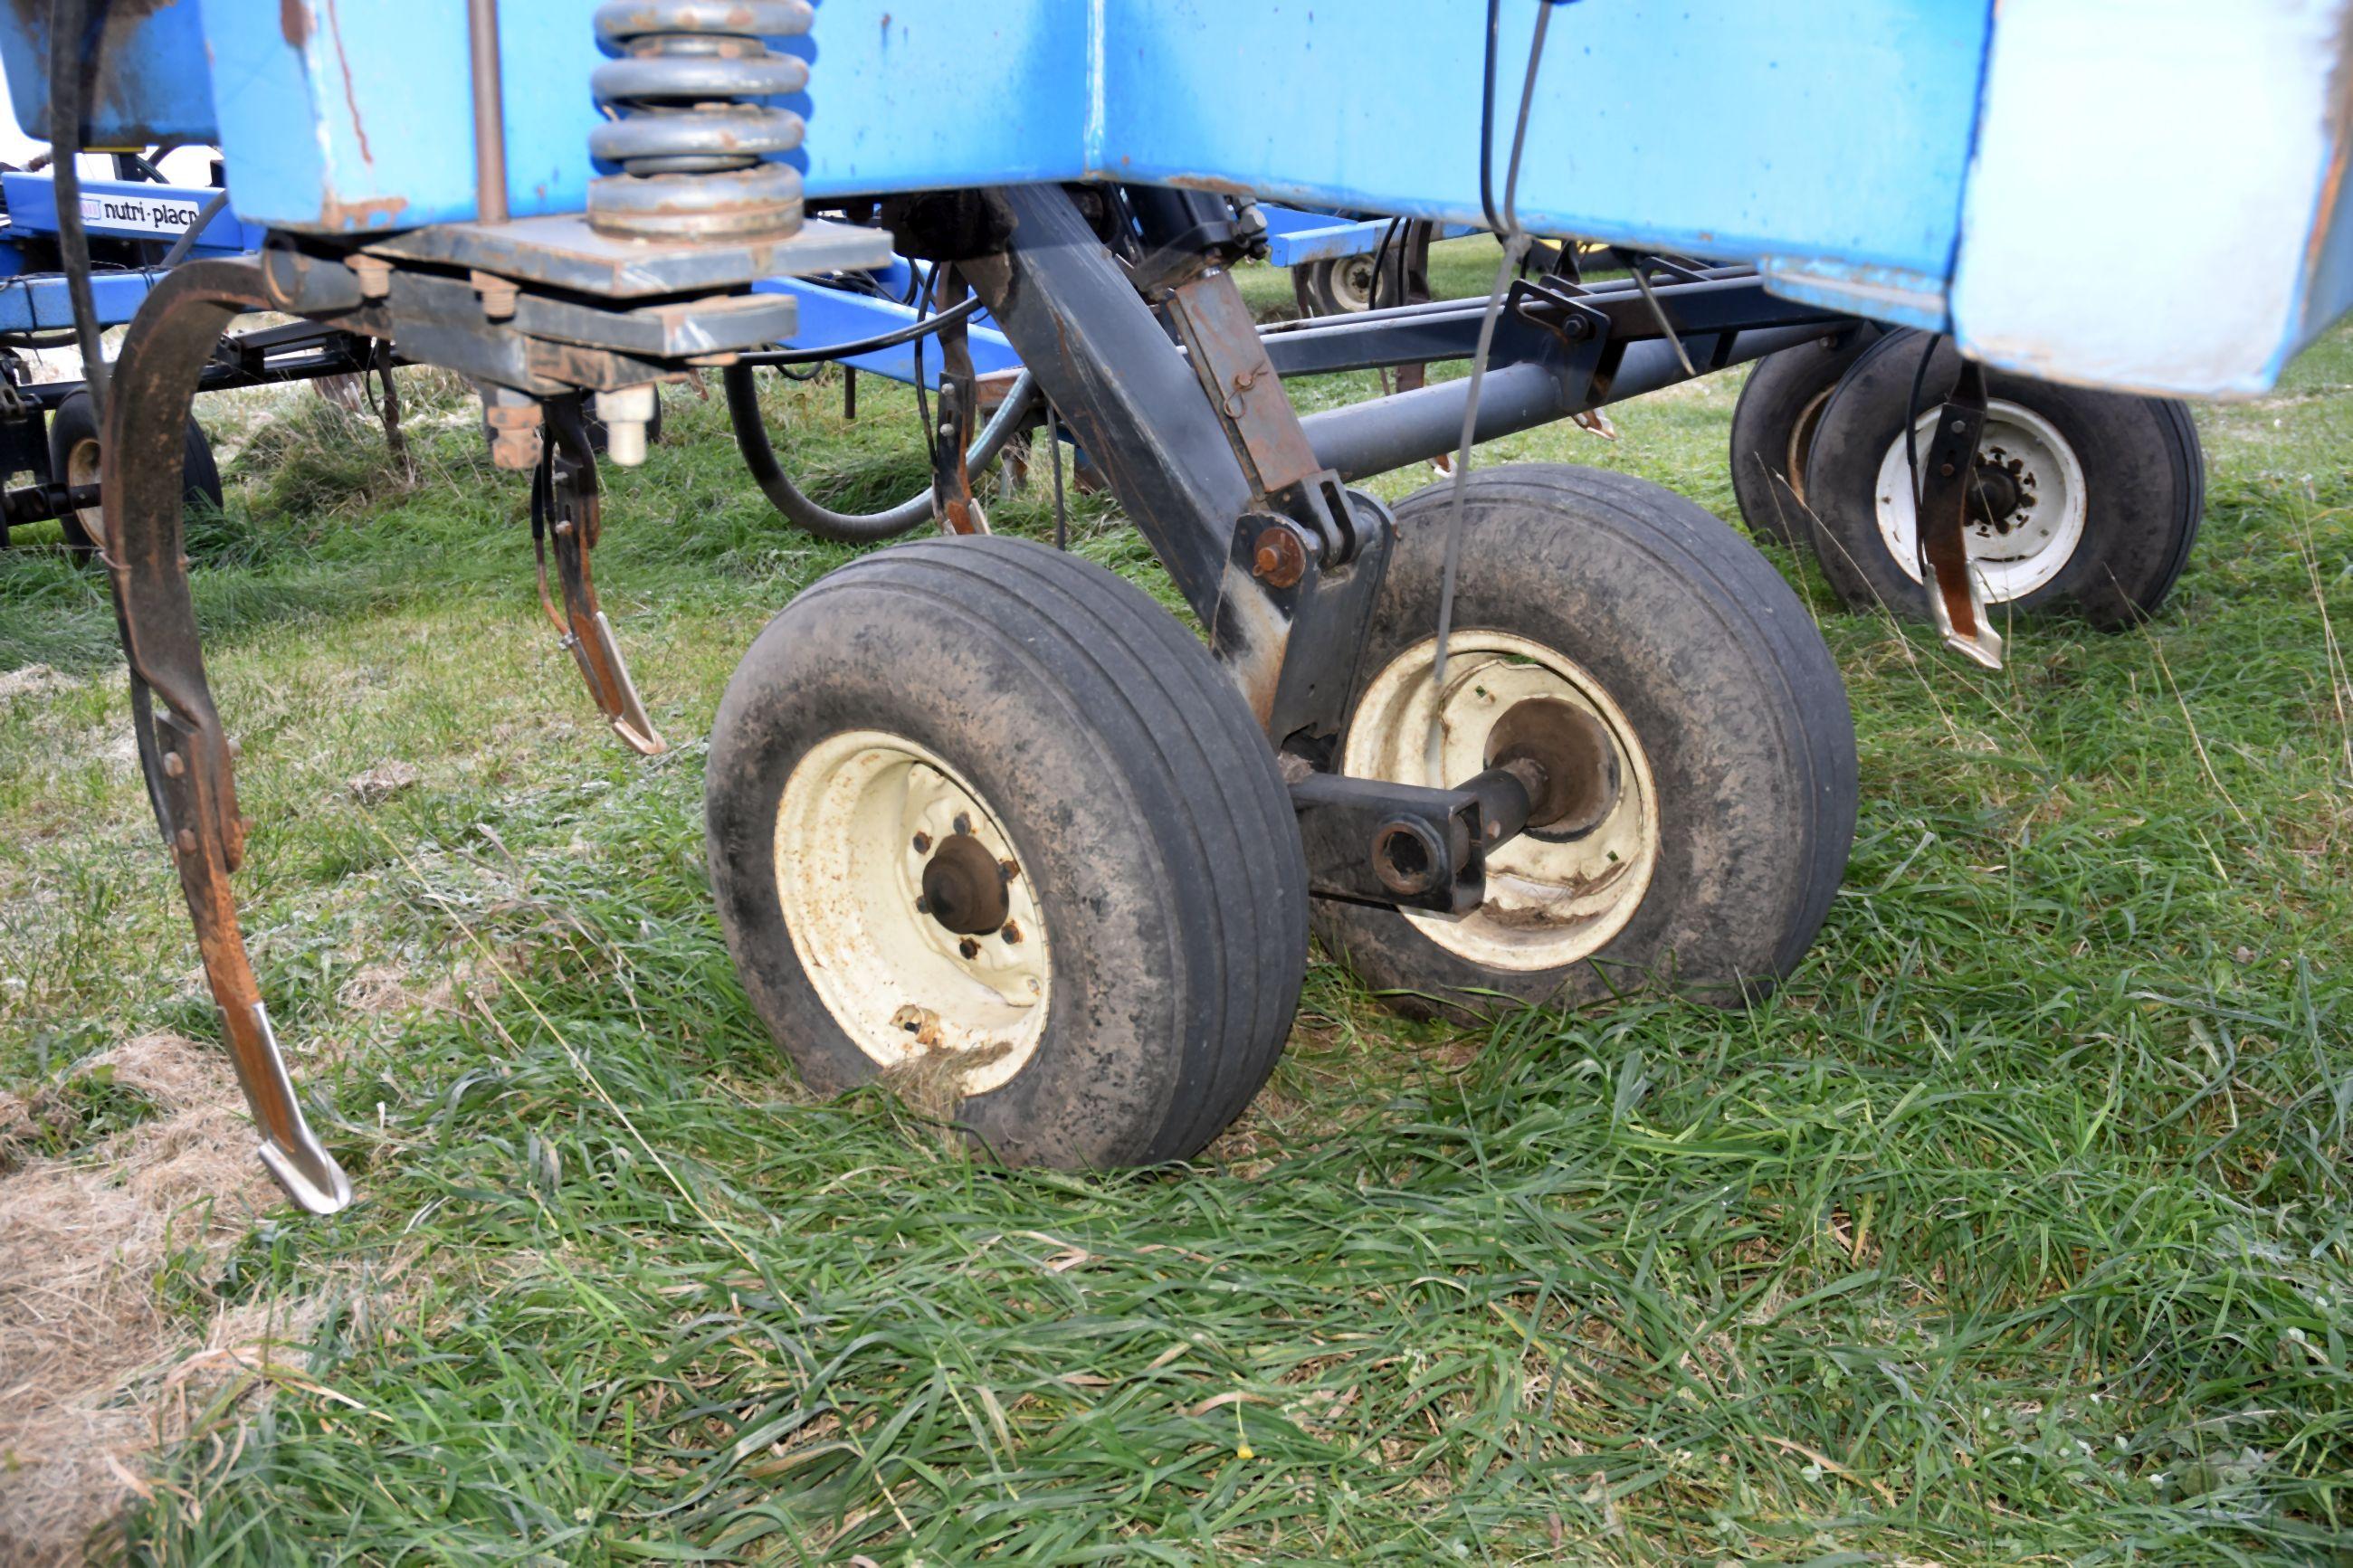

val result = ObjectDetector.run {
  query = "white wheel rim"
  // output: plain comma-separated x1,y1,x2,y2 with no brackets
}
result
1330,255,1377,312
774,730,1050,1096
1872,399,2087,602
1343,632,1661,973
66,436,102,541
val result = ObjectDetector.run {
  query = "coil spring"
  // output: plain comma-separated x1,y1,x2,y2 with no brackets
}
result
587,0,811,241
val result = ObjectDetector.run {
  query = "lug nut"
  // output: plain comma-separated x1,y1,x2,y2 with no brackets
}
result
953,813,972,835
1001,921,1023,945
958,937,981,960
912,832,931,853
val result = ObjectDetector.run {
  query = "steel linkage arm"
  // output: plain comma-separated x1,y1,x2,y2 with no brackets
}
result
959,184,1388,748
100,257,353,1215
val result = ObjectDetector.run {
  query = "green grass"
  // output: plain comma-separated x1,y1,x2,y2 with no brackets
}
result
2,269,2350,1564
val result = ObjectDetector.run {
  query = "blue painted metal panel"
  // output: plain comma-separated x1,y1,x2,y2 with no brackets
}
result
1262,212,1481,270
189,1,1990,298
793,1,1091,200
197,0,1091,233
1,174,260,254
0,270,165,333
752,278,1020,389
1104,1,1990,291
0,0,216,145
202,1,606,233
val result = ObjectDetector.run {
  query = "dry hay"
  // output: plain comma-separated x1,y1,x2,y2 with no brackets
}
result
0,667,75,708
0,1035,299,1566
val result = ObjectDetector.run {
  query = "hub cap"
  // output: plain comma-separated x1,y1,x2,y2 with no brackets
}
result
1345,632,1661,972
1330,255,1379,313
773,731,1049,1095
1872,399,2087,603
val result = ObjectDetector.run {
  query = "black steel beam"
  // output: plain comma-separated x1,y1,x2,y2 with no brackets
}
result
961,185,1252,624
1301,322,1840,483
1262,271,1846,380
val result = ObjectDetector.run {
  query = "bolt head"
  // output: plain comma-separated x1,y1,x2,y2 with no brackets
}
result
957,937,981,960
161,750,186,778
1001,920,1023,945
1250,524,1307,589
912,832,932,853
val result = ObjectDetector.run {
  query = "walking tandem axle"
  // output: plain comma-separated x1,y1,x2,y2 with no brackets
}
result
6,0,2347,1209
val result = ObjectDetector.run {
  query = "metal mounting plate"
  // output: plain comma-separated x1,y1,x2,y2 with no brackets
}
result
364,214,894,299
512,289,799,359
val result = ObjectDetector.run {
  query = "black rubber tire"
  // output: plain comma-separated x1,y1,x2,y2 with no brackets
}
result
1728,326,1884,546
705,537,1309,1168
1801,329,2205,629
1313,464,1858,1020
46,390,222,556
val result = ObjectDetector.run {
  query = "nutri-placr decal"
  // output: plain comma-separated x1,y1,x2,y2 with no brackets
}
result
78,192,208,238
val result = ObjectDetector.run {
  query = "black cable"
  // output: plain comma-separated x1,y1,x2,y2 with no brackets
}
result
49,0,112,418
1905,332,1940,575
1431,0,1558,770
1046,404,1067,551
722,366,1038,544
734,293,985,369
1478,0,1506,237
910,263,941,473
1366,216,1404,391
1367,217,1402,311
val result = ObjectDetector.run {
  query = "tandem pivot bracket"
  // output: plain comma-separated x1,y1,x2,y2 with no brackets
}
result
1291,761,1547,915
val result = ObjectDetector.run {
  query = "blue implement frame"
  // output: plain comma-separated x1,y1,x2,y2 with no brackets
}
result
9,1,2346,394
5,0,2351,1213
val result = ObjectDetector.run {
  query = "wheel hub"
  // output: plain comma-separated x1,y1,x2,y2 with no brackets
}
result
1873,398,2086,603
919,831,1011,936
773,731,1050,1094
1963,453,2029,534
1483,697,1622,840
1345,632,1660,973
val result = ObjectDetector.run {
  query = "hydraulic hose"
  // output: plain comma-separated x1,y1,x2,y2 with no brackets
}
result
723,365,1040,543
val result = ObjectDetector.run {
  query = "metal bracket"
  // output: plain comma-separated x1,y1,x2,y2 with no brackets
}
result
1290,759,1542,915
929,269,989,536
1292,773,1487,914
1211,492,1395,744
533,395,667,755
1913,359,2005,670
